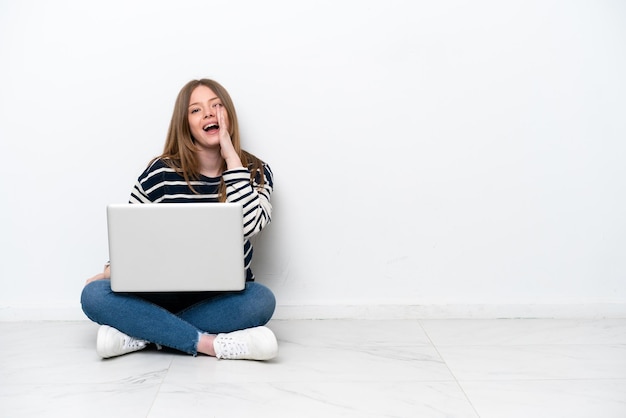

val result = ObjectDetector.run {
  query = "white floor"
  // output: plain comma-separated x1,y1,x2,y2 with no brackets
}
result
1,319,625,418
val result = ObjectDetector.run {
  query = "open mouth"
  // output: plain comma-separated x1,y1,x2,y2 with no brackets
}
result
203,123,219,132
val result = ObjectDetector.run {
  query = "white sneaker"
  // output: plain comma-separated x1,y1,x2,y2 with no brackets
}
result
213,326,278,360
96,325,149,359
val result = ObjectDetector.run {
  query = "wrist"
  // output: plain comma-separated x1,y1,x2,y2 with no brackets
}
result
225,155,243,170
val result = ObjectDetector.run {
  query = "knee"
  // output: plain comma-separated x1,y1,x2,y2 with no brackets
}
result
80,280,111,321
261,287,276,321
247,282,276,325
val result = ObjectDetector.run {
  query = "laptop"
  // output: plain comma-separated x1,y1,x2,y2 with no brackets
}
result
107,203,246,292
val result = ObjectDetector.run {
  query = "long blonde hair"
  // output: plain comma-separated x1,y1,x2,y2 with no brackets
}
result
159,79,265,201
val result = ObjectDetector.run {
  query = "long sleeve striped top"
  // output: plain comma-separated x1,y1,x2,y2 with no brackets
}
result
128,158,273,282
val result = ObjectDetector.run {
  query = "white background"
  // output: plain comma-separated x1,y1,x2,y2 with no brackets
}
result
1,0,625,319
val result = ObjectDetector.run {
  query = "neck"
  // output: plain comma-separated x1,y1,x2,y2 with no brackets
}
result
197,148,224,178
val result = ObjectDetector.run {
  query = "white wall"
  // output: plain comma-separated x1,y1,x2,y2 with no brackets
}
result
1,0,625,320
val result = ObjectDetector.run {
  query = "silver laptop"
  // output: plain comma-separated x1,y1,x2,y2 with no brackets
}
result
107,203,246,292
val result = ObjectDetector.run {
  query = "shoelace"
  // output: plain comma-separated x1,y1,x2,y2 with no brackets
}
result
216,338,249,358
122,336,147,350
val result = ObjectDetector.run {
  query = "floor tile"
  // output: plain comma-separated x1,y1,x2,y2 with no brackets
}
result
164,341,455,384
460,379,626,418
436,344,626,381
0,383,160,418
269,319,434,347
163,320,455,384
0,321,174,385
149,381,480,418
420,319,626,346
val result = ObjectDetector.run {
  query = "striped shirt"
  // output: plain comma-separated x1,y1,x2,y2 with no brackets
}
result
128,158,273,282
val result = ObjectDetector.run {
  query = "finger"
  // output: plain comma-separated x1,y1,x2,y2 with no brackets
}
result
217,105,229,134
216,105,224,128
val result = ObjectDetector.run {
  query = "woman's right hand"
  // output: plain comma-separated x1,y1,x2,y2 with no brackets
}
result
85,265,111,285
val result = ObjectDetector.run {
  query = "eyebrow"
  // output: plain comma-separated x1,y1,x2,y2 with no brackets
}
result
188,97,220,108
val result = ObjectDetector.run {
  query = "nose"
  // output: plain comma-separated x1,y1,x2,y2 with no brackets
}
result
204,108,214,118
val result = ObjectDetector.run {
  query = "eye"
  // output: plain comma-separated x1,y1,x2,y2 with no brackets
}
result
212,103,223,109
190,108,200,114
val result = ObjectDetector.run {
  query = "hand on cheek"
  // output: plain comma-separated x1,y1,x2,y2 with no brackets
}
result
216,107,228,146
216,106,241,168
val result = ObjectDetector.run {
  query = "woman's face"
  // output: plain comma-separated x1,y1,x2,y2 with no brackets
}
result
187,85,230,149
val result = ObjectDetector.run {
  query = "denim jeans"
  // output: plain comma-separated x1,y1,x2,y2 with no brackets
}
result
80,279,276,355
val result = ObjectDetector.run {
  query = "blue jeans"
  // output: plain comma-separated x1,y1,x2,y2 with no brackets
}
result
80,279,276,355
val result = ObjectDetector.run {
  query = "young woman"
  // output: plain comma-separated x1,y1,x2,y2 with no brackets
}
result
81,79,277,360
